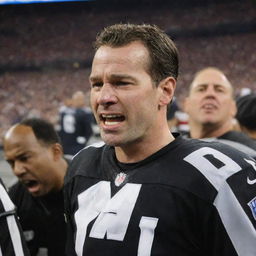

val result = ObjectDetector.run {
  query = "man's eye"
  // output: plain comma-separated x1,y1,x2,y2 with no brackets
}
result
115,81,130,86
196,87,205,92
91,82,103,88
216,88,224,93
19,156,28,162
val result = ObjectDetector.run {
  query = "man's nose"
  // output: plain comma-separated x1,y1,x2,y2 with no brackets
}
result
205,85,216,97
97,84,118,106
13,161,26,177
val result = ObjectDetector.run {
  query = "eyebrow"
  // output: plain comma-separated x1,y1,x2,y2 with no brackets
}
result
6,151,30,160
90,74,137,82
194,83,228,88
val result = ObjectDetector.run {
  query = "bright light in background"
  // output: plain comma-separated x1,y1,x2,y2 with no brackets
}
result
0,0,93,4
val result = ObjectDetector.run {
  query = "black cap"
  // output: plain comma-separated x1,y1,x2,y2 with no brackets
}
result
236,93,256,130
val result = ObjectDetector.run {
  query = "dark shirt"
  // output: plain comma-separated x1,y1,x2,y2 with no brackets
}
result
58,107,93,155
9,182,66,256
187,130,256,159
217,131,256,159
219,130,256,150
64,135,256,255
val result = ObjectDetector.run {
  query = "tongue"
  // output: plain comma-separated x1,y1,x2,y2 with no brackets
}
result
26,181,40,193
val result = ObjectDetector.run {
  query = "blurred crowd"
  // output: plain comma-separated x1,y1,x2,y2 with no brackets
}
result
0,0,255,145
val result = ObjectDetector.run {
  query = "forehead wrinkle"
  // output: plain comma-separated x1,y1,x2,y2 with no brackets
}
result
91,43,150,77
189,72,233,96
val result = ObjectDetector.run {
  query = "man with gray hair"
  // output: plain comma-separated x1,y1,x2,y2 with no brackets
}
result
184,67,256,158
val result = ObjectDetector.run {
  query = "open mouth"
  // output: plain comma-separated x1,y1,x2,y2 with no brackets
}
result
23,180,40,193
100,114,125,126
202,103,217,110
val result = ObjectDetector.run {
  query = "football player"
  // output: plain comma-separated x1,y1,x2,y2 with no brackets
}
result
64,24,256,256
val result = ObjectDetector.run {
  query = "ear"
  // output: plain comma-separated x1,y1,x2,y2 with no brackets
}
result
230,99,237,117
183,97,190,114
158,77,176,106
51,143,63,161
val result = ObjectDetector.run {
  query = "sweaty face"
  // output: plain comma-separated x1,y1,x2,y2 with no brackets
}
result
184,69,236,127
4,126,59,197
89,42,161,147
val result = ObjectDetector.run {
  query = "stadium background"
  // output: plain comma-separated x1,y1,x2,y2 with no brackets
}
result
0,0,256,186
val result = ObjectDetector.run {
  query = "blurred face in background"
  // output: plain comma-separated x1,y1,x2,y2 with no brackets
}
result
184,68,236,128
72,91,86,108
4,125,63,197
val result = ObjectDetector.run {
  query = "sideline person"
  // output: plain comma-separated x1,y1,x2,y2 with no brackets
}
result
236,93,256,140
3,118,68,256
58,91,93,156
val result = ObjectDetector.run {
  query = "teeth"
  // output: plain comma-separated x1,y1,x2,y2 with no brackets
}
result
105,121,120,125
203,104,215,109
102,114,121,118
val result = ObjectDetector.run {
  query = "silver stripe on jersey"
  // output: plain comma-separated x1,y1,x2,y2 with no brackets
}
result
0,184,25,256
214,182,256,255
201,138,256,159
184,147,256,256
72,141,105,160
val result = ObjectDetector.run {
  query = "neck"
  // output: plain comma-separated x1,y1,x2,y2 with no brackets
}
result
115,123,174,163
189,120,233,139
54,158,68,191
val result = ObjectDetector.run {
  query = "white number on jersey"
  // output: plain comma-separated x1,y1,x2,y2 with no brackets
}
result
74,181,158,256
184,147,241,190
63,114,75,133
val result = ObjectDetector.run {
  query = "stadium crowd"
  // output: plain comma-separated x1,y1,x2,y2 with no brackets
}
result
0,0,255,145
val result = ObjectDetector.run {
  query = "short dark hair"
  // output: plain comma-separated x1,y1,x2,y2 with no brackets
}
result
236,93,256,130
20,118,60,145
94,23,179,84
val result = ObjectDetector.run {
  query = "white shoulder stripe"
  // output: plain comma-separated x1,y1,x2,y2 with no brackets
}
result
0,183,14,212
72,141,105,160
184,147,256,255
214,182,256,255
7,215,25,256
0,184,25,256
88,141,105,148
184,147,241,190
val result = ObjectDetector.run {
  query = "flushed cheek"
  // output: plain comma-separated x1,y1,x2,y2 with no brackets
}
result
90,94,98,109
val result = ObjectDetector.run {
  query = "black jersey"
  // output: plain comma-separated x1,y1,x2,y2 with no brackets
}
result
58,106,93,156
64,135,256,256
192,131,256,159
0,179,30,256
219,130,256,153
9,182,66,256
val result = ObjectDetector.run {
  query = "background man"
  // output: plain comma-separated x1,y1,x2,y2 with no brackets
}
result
184,67,256,157
64,24,256,256
3,118,68,256
58,90,93,156
236,93,256,140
